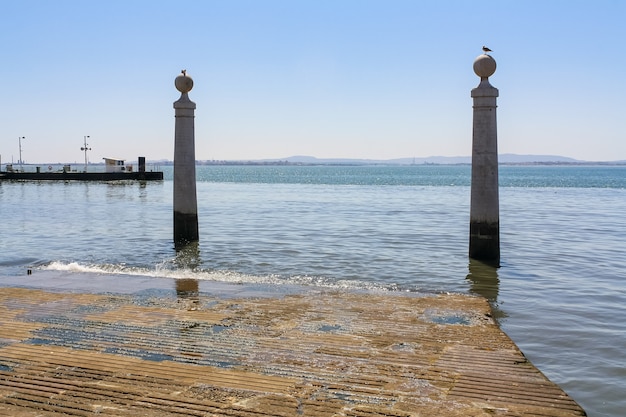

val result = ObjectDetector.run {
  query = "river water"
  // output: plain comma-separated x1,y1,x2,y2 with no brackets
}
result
1,164,624,416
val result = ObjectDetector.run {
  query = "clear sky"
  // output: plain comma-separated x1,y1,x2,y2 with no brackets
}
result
1,0,625,164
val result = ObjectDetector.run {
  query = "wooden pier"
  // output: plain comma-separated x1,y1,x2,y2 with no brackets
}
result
0,280,585,416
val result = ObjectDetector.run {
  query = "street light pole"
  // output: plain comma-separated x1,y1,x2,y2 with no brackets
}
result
81,135,91,172
18,136,26,171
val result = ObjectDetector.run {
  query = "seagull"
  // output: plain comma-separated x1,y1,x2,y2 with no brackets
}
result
482,46,492,53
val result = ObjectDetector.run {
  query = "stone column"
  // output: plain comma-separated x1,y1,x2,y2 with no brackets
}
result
469,53,500,265
173,70,199,247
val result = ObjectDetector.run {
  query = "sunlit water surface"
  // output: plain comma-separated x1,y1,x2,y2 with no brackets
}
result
1,165,625,417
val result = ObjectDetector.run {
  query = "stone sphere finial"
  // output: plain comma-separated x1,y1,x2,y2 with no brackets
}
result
175,69,194,93
473,54,496,79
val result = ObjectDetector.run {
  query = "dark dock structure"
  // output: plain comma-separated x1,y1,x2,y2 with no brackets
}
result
0,171,163,181
0,157,163,181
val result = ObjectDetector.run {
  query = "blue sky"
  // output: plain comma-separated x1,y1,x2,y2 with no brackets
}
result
1,0,625,163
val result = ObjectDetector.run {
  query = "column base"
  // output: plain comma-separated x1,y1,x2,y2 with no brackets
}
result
469,221,500,266
174,211,199,247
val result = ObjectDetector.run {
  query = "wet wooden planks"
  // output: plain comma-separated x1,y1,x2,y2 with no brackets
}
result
0,287,585,416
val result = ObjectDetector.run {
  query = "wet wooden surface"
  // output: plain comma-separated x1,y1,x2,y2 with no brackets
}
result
0,286,585,416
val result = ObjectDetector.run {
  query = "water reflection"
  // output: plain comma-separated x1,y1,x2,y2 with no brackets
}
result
175,278,199,299
176,278,200,314
466,259,506,321
175,277,201,362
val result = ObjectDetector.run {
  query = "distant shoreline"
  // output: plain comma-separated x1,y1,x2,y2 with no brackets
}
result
188,161,626,167
9,153,625,167
190,160,626,167
9,160,626,167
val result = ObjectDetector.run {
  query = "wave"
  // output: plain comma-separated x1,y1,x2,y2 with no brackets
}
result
40,261,404,293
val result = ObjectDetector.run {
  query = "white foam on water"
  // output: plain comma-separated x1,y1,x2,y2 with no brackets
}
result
40,261,398,292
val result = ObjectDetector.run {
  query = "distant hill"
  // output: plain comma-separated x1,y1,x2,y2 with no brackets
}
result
278,154,587,165
153,154,625,166
498,154,581,163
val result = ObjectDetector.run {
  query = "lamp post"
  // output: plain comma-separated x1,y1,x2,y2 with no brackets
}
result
81,135,91,172
18,136,26,171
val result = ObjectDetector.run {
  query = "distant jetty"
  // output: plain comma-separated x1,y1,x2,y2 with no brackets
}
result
0,157,163,181
0,171,163,181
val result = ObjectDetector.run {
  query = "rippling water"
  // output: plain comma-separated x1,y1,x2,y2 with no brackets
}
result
1,165,625,417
